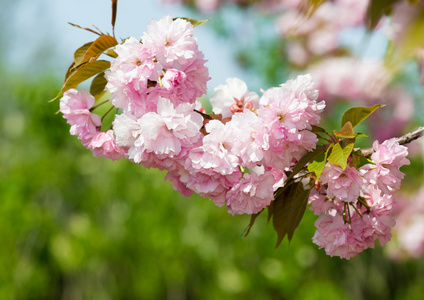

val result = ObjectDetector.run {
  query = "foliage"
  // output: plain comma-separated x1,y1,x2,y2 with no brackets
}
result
2,71,424,299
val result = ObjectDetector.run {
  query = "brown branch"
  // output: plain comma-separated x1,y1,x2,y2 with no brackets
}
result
360,126,424,158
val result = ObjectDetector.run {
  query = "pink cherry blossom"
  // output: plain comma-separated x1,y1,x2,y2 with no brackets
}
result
105,36,162,93
87,130,126,161
138,97,203,158
60,88,102,141
226,171,275,215
142,15,198,68
361,139,410,194
162,69,187,90
226,109,269,168
320,163,363,203
188,120,240,176
210,77,260,118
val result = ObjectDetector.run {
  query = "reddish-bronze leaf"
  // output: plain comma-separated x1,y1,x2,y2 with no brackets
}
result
52,60,111,101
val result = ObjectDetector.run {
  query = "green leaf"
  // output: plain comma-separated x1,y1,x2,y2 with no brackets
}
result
308,145,333,180
173,17,211,27
341,104,384,128
51,60,111,101
327,138,355,170
311,125,330,136
90,72,108,98
244,211,263,237
271,181,311,247
286,146,326,182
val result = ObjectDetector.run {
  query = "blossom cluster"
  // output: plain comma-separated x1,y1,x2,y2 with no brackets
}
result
59,15,412,260
310,139,410,259
60,16,325,216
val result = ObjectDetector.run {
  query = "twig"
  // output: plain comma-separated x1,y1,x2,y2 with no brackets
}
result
360,126,424,158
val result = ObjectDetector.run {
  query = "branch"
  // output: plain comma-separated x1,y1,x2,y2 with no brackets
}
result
360,126,424,158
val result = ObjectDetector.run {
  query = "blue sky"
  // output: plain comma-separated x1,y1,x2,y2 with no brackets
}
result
2,0,258,93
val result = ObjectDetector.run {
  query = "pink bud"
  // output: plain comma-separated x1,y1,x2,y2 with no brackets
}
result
230,104,243,113
244,101,253,110
162,69,187,90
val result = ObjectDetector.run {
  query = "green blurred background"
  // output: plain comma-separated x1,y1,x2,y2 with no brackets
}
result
1,0,424,299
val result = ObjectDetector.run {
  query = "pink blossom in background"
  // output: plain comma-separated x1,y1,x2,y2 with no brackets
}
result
309,57,391,104
418,49,424,85
389,188,424,259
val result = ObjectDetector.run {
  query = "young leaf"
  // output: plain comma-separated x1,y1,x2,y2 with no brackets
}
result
272,181,311,247
327,138,355,170
341,104,384,129
308,145,333,180
78,35,118,66
52,60,111,101
311,125,330,136
112,0,118,33
366,0,398,30
244,211,263,237
285,146,326,182
90,72,108,98
74,42,93,67
173,17,211,27
334,121,355,138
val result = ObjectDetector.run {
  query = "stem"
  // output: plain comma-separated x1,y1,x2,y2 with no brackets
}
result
194,109,212,120
350,202,363,218
101,105,116,122
90,100,109,111
359,126,424,158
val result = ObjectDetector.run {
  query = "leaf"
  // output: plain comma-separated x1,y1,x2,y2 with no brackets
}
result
308,145,333,180
299,0,327,17
68,22,102,36
366,0,398,30
112,0,118,31
244,211,263,237
105,49,118,58
333,121,355,138
341,104,384,128
271,181,311,247
173,17,211,27
327,138,355,170
90,72,108,98
80,35,118,65
51,60,111,101
286,146,326,182
74,42,93,67
286,185,311,241
311,125,330,136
